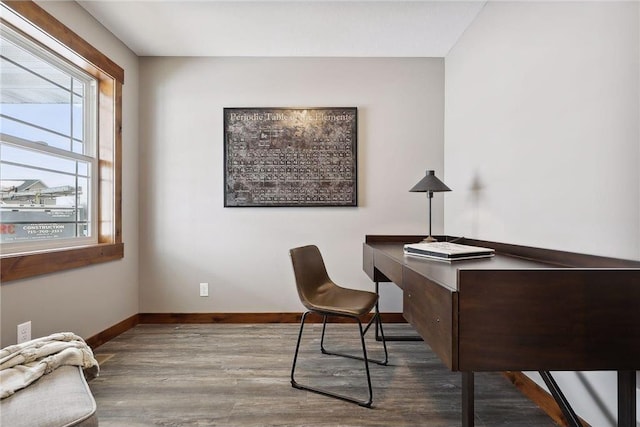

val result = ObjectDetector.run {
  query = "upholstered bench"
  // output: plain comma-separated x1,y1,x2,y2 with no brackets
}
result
0,364,98,427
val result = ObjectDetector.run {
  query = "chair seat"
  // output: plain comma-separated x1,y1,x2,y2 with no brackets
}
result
305,283,377,317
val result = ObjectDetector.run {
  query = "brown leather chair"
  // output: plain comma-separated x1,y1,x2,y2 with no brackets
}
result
289,245,388,407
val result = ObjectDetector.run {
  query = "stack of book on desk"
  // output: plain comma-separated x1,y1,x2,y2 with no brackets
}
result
403,241,495,261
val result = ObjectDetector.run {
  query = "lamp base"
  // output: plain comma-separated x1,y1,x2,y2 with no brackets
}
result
421,235,438,243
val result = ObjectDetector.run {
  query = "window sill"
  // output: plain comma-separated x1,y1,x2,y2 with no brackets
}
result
1,242,124,283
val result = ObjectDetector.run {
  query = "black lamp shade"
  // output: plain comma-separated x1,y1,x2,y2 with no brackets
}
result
409,170,451,193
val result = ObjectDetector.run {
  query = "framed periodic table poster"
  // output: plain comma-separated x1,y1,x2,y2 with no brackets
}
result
223,107,357,207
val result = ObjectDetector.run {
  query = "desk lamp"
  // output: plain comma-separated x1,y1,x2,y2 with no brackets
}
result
410,170,451,242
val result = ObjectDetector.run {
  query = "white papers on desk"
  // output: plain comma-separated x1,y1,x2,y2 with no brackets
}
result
403,241,495,261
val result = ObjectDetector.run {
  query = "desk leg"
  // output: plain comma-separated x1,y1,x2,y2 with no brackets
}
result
618,371,636,427
462,371,474,427
374,282,423,342
539,371,582,427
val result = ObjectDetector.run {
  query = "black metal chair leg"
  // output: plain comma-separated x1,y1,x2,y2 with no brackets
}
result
290,311,309,386
320,313,388,366
356,318,373,407
291,311,376,407
365,310,388,365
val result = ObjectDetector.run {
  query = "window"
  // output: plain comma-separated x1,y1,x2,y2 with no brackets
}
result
1,24,98,253
0,1,124,281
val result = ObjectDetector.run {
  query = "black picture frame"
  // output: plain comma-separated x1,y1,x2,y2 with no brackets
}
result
224,107,358,207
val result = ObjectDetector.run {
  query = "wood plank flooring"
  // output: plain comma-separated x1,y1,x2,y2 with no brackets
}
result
89,323,559,427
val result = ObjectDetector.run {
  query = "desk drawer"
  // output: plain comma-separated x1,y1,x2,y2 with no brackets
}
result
457,269,640,371
403,266,457,370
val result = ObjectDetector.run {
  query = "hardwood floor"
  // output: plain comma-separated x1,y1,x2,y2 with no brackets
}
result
89,323,559,427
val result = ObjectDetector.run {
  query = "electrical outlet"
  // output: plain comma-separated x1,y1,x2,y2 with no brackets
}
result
199,282,209,297
17,321,31,344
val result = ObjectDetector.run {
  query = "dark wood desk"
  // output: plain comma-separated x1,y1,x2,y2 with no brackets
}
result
363,235,640,427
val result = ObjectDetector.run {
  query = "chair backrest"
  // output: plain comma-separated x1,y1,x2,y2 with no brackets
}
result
289,245,332,310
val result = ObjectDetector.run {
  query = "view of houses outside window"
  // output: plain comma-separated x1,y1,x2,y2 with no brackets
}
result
0,24,97,253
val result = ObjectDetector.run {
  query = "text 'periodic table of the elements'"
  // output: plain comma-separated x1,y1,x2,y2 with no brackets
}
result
224,108,357,207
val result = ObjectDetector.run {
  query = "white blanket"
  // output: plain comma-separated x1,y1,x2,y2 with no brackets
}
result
0,332,99,399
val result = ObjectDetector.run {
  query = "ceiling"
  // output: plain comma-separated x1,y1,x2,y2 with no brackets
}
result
76,1,487,57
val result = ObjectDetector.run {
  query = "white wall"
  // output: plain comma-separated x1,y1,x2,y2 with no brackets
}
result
444,2,639,426
0,1,140,348
138,57,444,313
